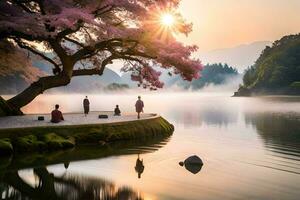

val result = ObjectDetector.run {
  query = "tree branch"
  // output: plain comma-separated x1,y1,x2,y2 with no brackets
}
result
0,30,46,41
72,55,116,77
63,37,85,48
13,1,36,13
72,68,101,76
14,39,60,68
71,38,139,61
93,5,115,17
72,54,145,78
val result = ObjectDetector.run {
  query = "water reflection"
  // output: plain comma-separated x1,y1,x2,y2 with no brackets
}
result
245,112,300,149
1,136,170,171
64,162,70,170
245,112,300,175
1,167,143,200
180,162,203,175
3,94,300,200
200,107,237,126
135,155,145,179
0,136,170,200
169,105,238,127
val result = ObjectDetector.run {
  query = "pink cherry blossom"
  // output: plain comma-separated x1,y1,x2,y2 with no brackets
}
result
0,0,203,90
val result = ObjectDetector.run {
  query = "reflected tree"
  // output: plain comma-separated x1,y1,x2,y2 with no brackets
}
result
245,112,300,145
2,167,143,200
245,112,300,154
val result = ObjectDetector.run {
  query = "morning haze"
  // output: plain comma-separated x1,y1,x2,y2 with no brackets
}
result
0,1,300,200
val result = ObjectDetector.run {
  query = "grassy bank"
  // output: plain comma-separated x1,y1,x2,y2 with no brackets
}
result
0,135,171,172
0,116,174,156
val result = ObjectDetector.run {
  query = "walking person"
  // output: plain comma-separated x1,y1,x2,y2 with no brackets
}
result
83,96,90,116
135,96,144,119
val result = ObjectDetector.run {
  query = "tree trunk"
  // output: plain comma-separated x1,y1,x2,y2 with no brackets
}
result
0,96,23,116
5,74,71,114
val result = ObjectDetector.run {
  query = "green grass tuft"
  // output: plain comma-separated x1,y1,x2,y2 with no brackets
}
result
42,133,75,150
0,138,13,156
0,116,174,156
290,82,300,88
14,135,47,152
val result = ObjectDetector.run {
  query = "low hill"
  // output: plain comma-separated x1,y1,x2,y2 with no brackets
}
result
0,58,124,94
234,34,300,96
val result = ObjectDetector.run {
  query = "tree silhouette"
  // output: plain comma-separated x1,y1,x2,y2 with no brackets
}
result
0,0,203,114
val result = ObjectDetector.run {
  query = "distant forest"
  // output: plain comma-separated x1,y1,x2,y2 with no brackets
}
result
0,62,240,93
0,43,240,94
188,63,238,89
235,34,300,96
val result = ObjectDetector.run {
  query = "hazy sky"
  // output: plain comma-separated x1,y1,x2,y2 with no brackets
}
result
178,0,300,52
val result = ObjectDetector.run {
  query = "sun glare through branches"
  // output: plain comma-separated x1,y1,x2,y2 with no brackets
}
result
161,13,175,27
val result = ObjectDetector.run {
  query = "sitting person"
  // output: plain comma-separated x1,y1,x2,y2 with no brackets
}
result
114,105,121,116
51,104,64,123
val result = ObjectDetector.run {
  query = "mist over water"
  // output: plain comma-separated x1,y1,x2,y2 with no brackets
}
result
2,92,300,200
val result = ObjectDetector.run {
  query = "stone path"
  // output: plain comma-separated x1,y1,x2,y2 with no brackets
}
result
0,112,157,129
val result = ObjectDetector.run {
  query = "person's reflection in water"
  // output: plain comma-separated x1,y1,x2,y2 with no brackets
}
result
64,162,70,169
135,154,144,179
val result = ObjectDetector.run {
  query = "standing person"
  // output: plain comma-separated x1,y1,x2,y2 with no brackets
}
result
51,104,64,123
135,96,144,119
83,96,90,116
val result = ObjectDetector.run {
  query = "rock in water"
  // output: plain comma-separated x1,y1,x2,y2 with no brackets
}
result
179,155,203,174
184,155,203,165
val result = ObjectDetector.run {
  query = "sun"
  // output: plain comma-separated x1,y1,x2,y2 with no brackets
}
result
161,13,175,27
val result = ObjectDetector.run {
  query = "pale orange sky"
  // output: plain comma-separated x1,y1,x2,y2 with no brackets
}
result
178,0,300,52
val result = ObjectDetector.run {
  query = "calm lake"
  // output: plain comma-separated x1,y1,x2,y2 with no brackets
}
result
1,92,300,200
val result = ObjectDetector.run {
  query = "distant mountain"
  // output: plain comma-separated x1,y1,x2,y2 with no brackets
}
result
234,34,300,96
0,56,124,94
199,41,272,72
49,68,123,93
0,74,28,94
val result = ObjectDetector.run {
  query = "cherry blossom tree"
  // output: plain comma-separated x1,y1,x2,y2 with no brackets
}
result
0,0,203,114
